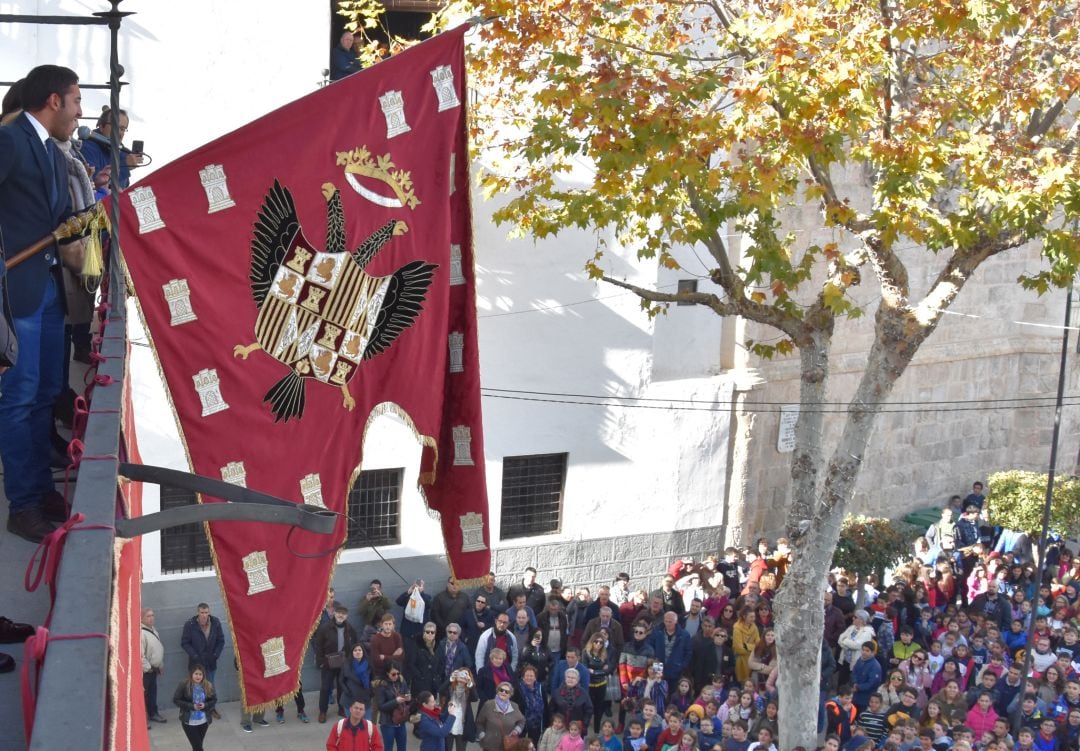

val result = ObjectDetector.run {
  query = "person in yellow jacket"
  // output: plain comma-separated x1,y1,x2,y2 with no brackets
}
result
731,607,761,684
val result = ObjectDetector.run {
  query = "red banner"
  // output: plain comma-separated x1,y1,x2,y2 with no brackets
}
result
118,25,489,710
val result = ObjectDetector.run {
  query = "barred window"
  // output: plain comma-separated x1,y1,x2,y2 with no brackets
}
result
500,453,568,540
345,468,404,549
160,486,213,574
676,279,698,305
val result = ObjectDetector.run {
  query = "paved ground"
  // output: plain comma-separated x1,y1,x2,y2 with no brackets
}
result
148,694,424,751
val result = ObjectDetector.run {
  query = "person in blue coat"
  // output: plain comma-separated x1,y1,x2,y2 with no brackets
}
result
851,642,883,712
647,612,692,684
414,691,457,751
0,65,82,544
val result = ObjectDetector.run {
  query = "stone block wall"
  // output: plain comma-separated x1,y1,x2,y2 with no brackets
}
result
491,524,726,594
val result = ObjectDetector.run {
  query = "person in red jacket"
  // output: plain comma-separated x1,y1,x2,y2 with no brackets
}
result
327,701,385,751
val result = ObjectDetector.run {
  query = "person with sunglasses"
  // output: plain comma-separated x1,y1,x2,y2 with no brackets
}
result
377,661,412,751
476,681,525,751
618,622,655,730
464,594,495,654
409,622,441,700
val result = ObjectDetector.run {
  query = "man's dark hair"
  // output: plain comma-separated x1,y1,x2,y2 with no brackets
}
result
197,602,210,610
20,65,79,111
95,105,127,128
525,566,537,575
1,79,24,120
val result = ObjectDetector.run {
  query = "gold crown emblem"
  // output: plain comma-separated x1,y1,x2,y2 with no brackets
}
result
336,146,421,210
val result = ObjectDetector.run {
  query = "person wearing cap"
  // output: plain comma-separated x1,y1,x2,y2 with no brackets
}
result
549,579,570,607
837,611,875,686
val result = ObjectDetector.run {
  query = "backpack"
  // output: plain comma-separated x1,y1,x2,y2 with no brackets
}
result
334,718,373,748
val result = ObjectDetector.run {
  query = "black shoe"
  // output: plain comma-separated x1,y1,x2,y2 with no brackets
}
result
6,508,55,543
0,653,15,673
40,491,69,524
49,445,69,469
0,617,35,644
149,714,167,723
54,388,78,428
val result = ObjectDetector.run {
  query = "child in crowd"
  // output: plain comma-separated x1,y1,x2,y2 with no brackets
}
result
555,721,586,751
541,714,569,751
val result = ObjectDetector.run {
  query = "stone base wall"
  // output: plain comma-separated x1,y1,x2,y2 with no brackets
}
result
491,524,725,594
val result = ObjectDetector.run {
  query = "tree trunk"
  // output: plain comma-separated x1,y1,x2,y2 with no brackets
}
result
774,304,925,750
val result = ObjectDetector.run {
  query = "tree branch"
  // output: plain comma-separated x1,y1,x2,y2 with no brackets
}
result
685,181,741,291
913,231,1029,327
863,234,911,308
600,275,802,338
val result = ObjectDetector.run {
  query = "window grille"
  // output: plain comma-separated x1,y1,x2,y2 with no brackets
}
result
160,486,213,574
345,468,404,548
500,453,568,540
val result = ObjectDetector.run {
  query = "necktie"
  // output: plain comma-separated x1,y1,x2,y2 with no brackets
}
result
45,140,60,211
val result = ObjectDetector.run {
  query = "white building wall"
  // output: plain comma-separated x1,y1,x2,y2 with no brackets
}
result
0,1,731,581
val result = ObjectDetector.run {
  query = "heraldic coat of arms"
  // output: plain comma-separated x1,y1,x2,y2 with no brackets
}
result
234,179,437,422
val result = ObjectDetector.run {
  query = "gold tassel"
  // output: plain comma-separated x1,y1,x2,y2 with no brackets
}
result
81,204,109,280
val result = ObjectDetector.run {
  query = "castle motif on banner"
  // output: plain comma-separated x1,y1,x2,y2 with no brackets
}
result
199,164,237,213
260,637,289,678
448,332,464,373
220,461,247,487
192,368,228,417
452,425,474,466
300,473,327,509
129,186,166,234
430,66,460,112
379,91,411,138
243,550,275,595
459,512,486,553
163,279,197,326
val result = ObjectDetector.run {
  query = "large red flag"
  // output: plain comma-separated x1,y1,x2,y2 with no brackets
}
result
119,25,489,710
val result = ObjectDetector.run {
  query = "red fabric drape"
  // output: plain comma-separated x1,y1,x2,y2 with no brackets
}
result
119,25,489,709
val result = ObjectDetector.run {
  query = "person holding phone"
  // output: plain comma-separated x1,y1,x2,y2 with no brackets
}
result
173,664,216,751
79,105,144,194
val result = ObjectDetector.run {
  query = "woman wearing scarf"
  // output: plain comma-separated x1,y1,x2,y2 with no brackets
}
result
415,690,458,751
551,669,592,727
478,647,515,705
441,668,478,751
342,643,374,716
476,681,525,751
515,664,547,744
172,664,217,751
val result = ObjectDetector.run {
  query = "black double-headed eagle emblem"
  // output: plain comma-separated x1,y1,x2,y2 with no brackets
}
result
234,180,436,422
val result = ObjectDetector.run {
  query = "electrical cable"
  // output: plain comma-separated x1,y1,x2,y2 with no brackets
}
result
480,386,1080,408
480,392,1080,414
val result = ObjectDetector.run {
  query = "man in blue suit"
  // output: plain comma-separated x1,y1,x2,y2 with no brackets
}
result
0,65,82,542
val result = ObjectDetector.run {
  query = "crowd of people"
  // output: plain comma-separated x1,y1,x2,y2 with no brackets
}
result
134,479,1078,751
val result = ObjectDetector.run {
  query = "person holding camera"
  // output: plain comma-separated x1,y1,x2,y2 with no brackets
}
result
359,579,392,629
